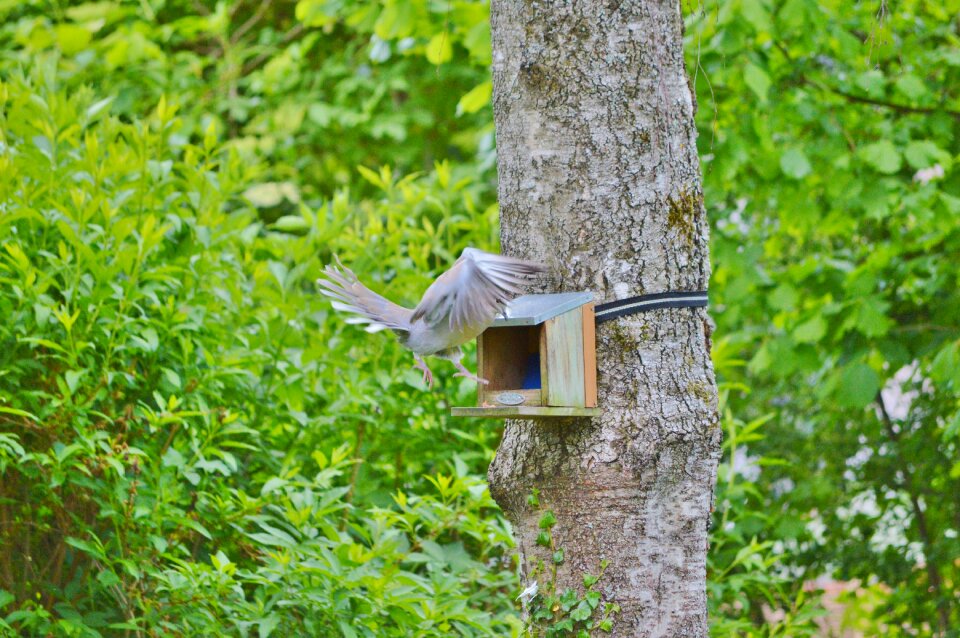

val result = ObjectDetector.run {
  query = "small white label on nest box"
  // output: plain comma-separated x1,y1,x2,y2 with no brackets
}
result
495,392,525,406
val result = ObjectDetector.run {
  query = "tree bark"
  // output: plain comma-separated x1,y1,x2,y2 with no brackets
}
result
487,0,721,635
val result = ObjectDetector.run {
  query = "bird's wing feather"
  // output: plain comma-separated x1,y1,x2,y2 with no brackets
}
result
318,257,413,334
411,248,545,332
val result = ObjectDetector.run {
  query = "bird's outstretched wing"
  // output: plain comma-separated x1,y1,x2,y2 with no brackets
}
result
318,257,413,334
411,248,545,332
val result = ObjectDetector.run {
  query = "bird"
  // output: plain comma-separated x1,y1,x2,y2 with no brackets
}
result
317,248,545,388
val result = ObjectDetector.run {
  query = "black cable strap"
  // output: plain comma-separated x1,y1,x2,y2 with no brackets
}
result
594,291,708,324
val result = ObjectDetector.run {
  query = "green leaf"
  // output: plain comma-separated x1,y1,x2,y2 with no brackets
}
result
570,600,593,621
739,0,772,32
837,363,880,409
769,284,799,311
559,588,578,611
930,342,960,385
268,260,289,289
854,296,891,337
64,369,85,394
261,477,287,495
54,24,92,55
97,570,121,588
894,74,928,100
426,33,453,65
777,0,808,27
904,140,950,170
85,97,114,119
780,148,812,180
855,70,886,97
950,459,960,479
0,406,39,421
162,447,185,469
374,2,414,39
744,64,771,103
272,215,311,233
296,0,337,27
181,518,213,540
33,134,54,162
338,621,359,638
793,315,826,344
553,619,574,632
133,327,159,353
65,536,104,559
108,622,143,631
456,81,492,116
258,615,281,638
356,165,385,188
527,488,540,507
859,140,902,174
462,21,491,64
162,368,182,389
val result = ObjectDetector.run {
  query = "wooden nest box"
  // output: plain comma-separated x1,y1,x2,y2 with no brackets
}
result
452,292,601,418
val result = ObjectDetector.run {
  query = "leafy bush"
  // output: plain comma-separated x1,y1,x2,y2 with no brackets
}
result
0,0,494,196
0,68,515,636
707,388,824,636
692,0,960,630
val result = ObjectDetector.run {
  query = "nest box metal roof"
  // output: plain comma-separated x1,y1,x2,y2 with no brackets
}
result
494,292,594,327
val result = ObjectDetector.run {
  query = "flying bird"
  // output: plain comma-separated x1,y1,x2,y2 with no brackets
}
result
318,248,545,387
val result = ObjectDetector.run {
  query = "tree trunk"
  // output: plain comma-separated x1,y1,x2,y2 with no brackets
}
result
487,0,721,635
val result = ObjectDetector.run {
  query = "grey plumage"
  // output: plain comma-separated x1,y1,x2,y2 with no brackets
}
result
318,248,545,387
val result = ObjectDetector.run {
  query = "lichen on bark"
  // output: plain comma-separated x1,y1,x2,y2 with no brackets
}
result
487,0,721,635
667,188,704,248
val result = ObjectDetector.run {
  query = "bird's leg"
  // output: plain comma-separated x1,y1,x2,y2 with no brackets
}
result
451,351,489,385
412,354,434,388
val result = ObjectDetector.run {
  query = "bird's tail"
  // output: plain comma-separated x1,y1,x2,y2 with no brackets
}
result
317,256,413,334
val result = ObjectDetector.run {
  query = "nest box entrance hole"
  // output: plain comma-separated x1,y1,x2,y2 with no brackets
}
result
477,325,543,406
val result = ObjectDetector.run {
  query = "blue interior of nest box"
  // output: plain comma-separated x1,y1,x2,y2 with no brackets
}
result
522,353,541,389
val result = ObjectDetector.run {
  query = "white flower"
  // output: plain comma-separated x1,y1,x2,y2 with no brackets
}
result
913,164,944,185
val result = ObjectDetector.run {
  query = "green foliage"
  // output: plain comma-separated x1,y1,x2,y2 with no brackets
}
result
0,66,513,635
150,454,519,636
521,495,619,637
707,392,824,636
0,0,493,197
690,0,960,632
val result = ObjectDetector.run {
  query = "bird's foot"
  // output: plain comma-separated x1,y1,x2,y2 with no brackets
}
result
454,371,490,385
453,360,489,385
413,356,434,389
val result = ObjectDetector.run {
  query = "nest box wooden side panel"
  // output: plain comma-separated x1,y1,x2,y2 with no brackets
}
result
582,304,597,408
542,310,585,407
